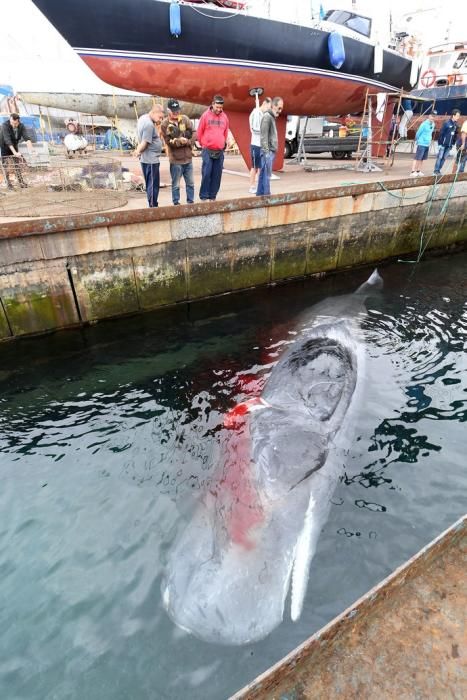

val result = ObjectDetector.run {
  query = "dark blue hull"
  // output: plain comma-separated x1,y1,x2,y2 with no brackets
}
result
411,84,467,115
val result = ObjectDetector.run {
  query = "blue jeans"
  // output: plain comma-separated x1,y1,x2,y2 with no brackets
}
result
141,162,160,207
199,149,224,200
256,151,275,196
170,161,194,204
433,145,450,173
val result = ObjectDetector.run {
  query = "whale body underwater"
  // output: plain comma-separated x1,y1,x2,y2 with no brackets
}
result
162,269,383,645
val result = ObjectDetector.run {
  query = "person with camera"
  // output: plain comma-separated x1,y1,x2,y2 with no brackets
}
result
161,98,195,206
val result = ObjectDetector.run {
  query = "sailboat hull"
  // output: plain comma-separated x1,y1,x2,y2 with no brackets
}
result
82,55,390,116
31,0,413,169
32,0,413,115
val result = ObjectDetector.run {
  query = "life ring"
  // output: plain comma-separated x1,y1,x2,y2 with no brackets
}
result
420,69,436,88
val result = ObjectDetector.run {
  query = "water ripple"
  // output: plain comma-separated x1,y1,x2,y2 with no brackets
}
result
0,255,466,700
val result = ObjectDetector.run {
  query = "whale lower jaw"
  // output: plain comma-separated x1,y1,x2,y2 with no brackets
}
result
290,492,317,621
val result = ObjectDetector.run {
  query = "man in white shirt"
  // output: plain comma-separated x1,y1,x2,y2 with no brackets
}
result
249,97,271,194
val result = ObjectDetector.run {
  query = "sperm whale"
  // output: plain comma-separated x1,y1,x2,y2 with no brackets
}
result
161,269,383,645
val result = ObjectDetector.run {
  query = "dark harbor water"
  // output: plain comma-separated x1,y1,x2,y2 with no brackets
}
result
0,252,466,700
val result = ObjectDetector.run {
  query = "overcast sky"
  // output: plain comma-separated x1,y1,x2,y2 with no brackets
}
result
2,0,464,94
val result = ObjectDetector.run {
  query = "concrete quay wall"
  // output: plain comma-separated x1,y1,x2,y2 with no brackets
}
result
0,175,466,341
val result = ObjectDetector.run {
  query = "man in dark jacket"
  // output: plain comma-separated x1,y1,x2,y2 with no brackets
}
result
433,109,460,175
256,96,283,196
161,98,195,205
1,113,32,189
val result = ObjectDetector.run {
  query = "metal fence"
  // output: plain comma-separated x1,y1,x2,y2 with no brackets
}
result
0,149,134,217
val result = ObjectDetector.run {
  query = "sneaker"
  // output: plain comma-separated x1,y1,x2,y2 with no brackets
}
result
410,171,417,177
416,171,424,177
433,171,440,176
19,182,28,188
248,186,256,194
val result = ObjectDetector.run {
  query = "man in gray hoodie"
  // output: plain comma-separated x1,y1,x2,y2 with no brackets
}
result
256,96,284,196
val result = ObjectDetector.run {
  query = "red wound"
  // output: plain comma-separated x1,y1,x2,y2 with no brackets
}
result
223,397,266,428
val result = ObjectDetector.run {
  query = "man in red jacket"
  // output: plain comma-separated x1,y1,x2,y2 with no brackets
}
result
196,95,229,201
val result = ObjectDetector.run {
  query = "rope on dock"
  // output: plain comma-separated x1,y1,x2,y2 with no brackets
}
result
375,180,437,200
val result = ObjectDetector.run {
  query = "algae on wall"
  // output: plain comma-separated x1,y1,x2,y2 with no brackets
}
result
0,178,466,341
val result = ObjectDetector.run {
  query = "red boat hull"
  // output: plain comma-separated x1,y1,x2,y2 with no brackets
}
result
83,55,379,169
84,55,375,116
31,0,414,171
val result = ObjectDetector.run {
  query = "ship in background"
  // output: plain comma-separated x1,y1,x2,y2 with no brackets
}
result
31,0,416,169
411,42,467,116
389,5,467,122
